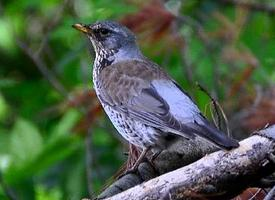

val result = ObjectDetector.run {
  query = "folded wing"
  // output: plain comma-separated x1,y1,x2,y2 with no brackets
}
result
99,60,239,149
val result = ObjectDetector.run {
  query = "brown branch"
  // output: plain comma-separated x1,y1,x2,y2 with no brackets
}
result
16,40,68,97
35,0,70,57
221,0,275,15
12,1,71,98
95,125,275,200
97,136,218,199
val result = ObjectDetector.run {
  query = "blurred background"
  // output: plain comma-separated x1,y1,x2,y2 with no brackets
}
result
0,0,275,199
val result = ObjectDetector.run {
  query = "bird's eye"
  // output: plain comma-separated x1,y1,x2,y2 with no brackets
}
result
99,28,110,37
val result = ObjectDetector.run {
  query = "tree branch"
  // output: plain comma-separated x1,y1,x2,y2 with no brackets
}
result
16,39,68,97
220,0,275,15
265,184,275,200
97,136,218,199
96,125,275,200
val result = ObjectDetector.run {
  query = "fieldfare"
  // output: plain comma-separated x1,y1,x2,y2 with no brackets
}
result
73,21,239,169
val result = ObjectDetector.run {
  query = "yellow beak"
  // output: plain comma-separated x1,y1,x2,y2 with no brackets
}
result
72,23,90,34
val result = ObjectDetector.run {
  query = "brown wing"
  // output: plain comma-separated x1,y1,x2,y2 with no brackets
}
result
98,59,239,149
98,60,196,138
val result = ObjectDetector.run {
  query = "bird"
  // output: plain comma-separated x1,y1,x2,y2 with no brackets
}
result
73,20,239,170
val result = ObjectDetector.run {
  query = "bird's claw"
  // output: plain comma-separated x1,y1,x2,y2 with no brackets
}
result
147,150,161,166
267,152,275,164
116,165,140,179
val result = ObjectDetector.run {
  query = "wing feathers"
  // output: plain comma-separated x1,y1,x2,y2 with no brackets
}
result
99,60,239,149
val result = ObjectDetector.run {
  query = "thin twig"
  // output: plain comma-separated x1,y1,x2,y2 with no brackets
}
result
85,127,94,198
16,39,68,97
177,15,220,96
35,0,70,57
215,101,231,136
221,0,275,15
209,102,219,128
196,82,222,129
11,0,71,98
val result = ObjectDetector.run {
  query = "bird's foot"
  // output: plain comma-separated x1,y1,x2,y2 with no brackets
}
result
117,165,139,179
116,147,150,179
254,152,275,187
267,152,275,164
147,150,162,166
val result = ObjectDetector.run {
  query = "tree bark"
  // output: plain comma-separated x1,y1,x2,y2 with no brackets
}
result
97,125,275,200
98,135,218,199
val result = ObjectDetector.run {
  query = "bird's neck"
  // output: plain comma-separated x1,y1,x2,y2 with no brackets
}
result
112,45,144,64
93,45,144,75
92,45,144,93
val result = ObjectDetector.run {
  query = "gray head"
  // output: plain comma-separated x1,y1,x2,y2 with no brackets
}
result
73,21,142,63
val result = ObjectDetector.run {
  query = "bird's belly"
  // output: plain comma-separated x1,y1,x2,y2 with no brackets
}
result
102,104,162,149
93,79,163,149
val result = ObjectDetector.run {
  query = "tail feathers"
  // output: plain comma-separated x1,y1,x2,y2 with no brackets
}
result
189,120,239,150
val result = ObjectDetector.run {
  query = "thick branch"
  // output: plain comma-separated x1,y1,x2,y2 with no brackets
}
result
98,136,218,199
98,125,275,200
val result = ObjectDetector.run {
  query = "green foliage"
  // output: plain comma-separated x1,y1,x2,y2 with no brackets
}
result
0,94,9,122
0,0,274,199
10,119,43,166
0,18,15,54
35,185,62,200
2,111,82,183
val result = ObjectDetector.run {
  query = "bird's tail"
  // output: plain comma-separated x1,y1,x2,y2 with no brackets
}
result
190,119,239,150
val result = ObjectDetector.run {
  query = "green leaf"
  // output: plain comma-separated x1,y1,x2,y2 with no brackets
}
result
0,154,11,173
92,127,113,147
65,158,85,200
0,94,9,122
4,135,81,184
0,129,11,172
49,109,81,140
30,136,81,175
4,110,81,184
0,129,10,154
0,186,9,200
10,119,43,167
0,18,15,54
0,78,17,88
35,185,62,200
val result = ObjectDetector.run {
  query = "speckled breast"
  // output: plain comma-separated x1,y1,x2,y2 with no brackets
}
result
92,61,162,149
102,102,154,148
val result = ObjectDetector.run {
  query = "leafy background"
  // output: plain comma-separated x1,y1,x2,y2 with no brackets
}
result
0,0,275,199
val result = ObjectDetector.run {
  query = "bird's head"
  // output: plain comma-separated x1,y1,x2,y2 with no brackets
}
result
73,21,141,63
